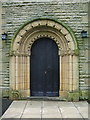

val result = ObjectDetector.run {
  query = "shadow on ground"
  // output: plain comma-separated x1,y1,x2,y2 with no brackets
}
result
0,98,13,117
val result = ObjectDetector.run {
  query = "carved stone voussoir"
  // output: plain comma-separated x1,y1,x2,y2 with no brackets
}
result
60,50,75,56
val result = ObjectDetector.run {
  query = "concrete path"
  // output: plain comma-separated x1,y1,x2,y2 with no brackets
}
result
0,101,88,119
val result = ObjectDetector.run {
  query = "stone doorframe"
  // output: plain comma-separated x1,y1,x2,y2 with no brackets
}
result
10,19,79,100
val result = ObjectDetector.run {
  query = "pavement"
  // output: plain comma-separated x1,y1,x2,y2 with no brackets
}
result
0,100,89,120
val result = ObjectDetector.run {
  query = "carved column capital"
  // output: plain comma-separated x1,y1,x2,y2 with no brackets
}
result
60,50,77,56
10,50,30,57
67,50,79,56
67,50,75,56
60,50,68,56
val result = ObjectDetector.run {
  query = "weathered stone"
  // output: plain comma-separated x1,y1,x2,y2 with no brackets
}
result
1,1,89,100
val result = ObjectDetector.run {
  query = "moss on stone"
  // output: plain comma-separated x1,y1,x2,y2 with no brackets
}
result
68,91,79,102
9,89,21,100
79,90,88,100
74,49,79,55
2,89,9,98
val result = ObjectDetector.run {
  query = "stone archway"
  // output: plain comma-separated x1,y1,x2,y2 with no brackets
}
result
10,19,79,99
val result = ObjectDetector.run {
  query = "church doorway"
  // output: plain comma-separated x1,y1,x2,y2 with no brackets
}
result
30,37,59,97
10,19,79,100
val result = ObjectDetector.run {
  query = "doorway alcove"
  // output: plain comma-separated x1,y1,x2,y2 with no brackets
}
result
10,19,79,99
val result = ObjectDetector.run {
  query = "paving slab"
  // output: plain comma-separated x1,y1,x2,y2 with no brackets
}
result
43,101,58,107
23,107,41,114
60,107,82,118
0,100,89,119
42,114,62,118
42,108,60,114
74,101,88,118
22,114,41,118
75,106,88,118
29,101,42,106
58,102,75,107
1,101,27,119
21,118,41,120
73,101,88,107
42,119,62,120
22,101,41,118
25,101,42,109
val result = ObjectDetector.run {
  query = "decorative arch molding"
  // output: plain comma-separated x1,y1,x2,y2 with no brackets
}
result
10,19,79,99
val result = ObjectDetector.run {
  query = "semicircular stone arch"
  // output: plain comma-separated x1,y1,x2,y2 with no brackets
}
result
10,19,79,100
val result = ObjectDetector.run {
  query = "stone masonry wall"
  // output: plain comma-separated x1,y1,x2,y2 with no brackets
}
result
1,1,89,98
88,1,90,101
0,2,2,98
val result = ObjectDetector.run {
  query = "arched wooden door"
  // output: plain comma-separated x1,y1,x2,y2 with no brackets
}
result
30,37,59,97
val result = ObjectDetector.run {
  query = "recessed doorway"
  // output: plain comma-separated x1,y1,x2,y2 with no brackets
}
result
30,37,59,97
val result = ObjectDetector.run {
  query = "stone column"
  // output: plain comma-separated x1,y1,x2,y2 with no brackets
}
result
24,56,27,91
23,55,30,97
68,54,79,101
62,56,65,91
22,55,25,96
16,56,18,90
60,54,68,97
19,55,24,96
10,56,16,90
64,55,69,91
61,55,69,97
60,55,62,92
72,55,79,91
69,55,73,91
19,55,23,90
26,56,30,97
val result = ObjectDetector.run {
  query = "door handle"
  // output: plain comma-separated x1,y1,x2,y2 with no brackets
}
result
45,71,47,74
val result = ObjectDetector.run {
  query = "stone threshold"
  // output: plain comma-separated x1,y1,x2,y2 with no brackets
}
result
19,97,66,101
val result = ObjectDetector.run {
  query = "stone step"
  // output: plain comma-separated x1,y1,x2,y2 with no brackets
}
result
23,97,66,101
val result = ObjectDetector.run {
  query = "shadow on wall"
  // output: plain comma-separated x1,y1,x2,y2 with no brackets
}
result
0,98,13,117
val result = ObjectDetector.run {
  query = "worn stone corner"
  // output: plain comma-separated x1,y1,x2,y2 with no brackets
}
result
67,91,80,102
9,89,21,100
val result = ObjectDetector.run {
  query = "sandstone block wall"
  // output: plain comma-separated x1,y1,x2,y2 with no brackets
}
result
1,1,89,99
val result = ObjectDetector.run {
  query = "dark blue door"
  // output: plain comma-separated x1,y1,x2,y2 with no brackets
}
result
30,37,59,97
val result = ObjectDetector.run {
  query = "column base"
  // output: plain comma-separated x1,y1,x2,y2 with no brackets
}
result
20,89,30,98
9,89,30,100
59,91,68,98
59,90,79,101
